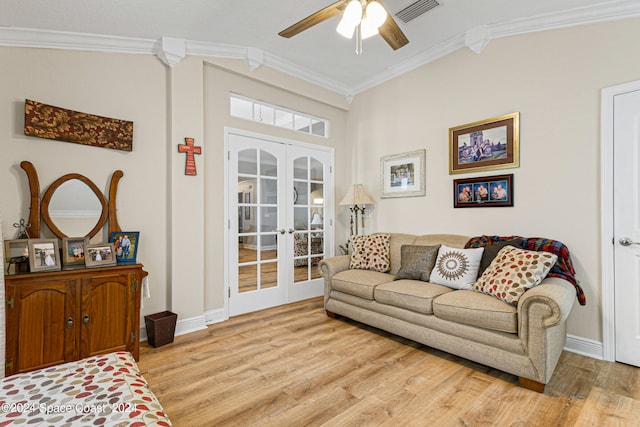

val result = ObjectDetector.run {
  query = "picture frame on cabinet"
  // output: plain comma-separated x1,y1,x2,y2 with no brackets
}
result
4,239,30,274
449,112,520,174
85,243,117,267
28,238,61,272
62,237,90,269
109,231,140,264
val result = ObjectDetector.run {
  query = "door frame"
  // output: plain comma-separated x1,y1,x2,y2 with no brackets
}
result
600,79,640,362
223,127,335,319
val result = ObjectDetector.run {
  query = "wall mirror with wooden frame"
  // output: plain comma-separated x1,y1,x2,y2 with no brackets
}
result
20,160,123,241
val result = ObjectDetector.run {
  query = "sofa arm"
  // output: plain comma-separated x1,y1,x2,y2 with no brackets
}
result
517,277,575,329
318,255,351,280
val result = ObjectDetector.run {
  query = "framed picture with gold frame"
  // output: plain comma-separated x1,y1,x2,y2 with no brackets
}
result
449,112,519,174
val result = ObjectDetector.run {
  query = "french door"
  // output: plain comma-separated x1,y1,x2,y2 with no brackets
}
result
227,130,333,316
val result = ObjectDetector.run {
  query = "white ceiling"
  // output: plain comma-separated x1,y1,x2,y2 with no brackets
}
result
1,0,638,96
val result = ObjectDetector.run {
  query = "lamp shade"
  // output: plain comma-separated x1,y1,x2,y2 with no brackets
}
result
311,213,323,226
339,184,375,206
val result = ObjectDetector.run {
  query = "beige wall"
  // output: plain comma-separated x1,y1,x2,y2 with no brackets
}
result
0,47,170,317
347,18,640,343
0,46,348,329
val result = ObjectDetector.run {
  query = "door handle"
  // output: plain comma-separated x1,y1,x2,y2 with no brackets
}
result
619,237,640,246
274,228,286,234
83,315,90,325
66,317,73,329
287,228,295,234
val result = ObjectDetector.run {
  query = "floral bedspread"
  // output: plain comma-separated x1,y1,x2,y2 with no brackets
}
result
0,351,171,426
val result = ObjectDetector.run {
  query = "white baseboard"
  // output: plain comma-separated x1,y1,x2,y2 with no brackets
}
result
140,314,207,342
204,308,227,325
564,334,604,360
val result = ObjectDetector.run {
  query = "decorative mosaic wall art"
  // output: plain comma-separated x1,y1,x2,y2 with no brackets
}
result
24,99,134,152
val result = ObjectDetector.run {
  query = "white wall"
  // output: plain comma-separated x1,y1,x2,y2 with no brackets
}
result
347,18,640,345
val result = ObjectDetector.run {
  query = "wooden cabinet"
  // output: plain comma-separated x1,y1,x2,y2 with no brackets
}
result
4,264,144,376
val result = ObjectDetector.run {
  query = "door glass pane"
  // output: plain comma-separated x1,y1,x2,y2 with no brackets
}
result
311,232,323,255
294,207,309,231
261,262,278,289
294,157,308,179
294,115,311,132
310,158,323,181
238,149,257,175
260,207,278,232
239,265,257,293
237,178,257,198
311,120,325,137
261,178,277,204
260,241,277,260
310,182,323,206
311,258,323,279
294,181,308,205
260,151,277,177
239,242,257,262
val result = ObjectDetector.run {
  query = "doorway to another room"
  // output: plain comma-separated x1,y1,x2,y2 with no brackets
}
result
226,129,334,317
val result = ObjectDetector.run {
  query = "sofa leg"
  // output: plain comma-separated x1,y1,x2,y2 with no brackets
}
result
519,377,545,393
326,310,336,318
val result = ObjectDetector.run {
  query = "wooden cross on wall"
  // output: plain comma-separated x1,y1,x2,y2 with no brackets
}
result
178,137,202,176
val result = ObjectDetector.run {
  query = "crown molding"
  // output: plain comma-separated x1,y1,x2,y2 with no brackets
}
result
0,26,156,53
0,1,638,99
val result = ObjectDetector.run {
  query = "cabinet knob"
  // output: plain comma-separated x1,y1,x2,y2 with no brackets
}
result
83,315,90,325
66,317,73,329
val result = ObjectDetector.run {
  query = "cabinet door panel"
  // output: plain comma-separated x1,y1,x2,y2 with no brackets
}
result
80,273,136,358
6,280,77,374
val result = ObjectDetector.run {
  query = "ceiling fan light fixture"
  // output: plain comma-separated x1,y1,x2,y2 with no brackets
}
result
336,0,363,38
360,18,378,39
365,1,388,27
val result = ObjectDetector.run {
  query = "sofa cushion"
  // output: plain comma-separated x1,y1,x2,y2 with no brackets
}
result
394,245,440,282
478,239,523,275
350,234,391,272
473,246,558,306
389,234,419,275
429,245,484,290
433,290,518,334
332,269,394,300
375,280,453,314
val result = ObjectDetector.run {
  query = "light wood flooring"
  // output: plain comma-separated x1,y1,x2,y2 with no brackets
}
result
138,298,640,426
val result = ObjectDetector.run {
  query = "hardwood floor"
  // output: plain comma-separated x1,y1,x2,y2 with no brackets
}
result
138,298,640,426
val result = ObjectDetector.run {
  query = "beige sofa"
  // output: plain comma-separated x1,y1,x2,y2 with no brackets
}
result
319,233,576,392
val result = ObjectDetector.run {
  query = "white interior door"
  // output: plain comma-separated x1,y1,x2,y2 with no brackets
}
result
227,130,333,316
613,88,640,367
228,133,287,316
288,146,333,302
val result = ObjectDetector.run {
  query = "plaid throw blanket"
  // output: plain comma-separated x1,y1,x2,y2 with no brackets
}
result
465,235,586,306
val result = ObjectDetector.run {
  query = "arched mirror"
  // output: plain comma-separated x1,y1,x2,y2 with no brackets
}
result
41,175,108,239
21,161,123,240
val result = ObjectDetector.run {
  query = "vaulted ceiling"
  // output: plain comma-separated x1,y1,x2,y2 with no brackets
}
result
1,0,638,96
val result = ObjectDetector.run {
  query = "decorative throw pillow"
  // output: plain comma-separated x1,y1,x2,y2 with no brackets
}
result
394,245,441,282
349,234,391,273
429,245,484,290
478,239,523,275
473,245,558,306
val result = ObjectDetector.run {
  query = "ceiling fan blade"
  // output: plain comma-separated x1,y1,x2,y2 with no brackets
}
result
278,1,346,39
378,14,409,50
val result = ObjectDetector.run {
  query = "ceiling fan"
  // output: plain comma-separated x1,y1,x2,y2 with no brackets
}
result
278,0,409,55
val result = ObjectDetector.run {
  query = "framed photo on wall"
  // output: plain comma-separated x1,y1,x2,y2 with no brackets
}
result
454,174,514,208
380,149,426,198
109,231,140,264
449,112,519,174
28,239,61,272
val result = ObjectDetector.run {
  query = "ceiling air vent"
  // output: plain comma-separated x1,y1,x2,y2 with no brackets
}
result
395,0,440,24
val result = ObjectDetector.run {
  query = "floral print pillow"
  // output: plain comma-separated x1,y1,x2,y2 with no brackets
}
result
349,234,391,273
